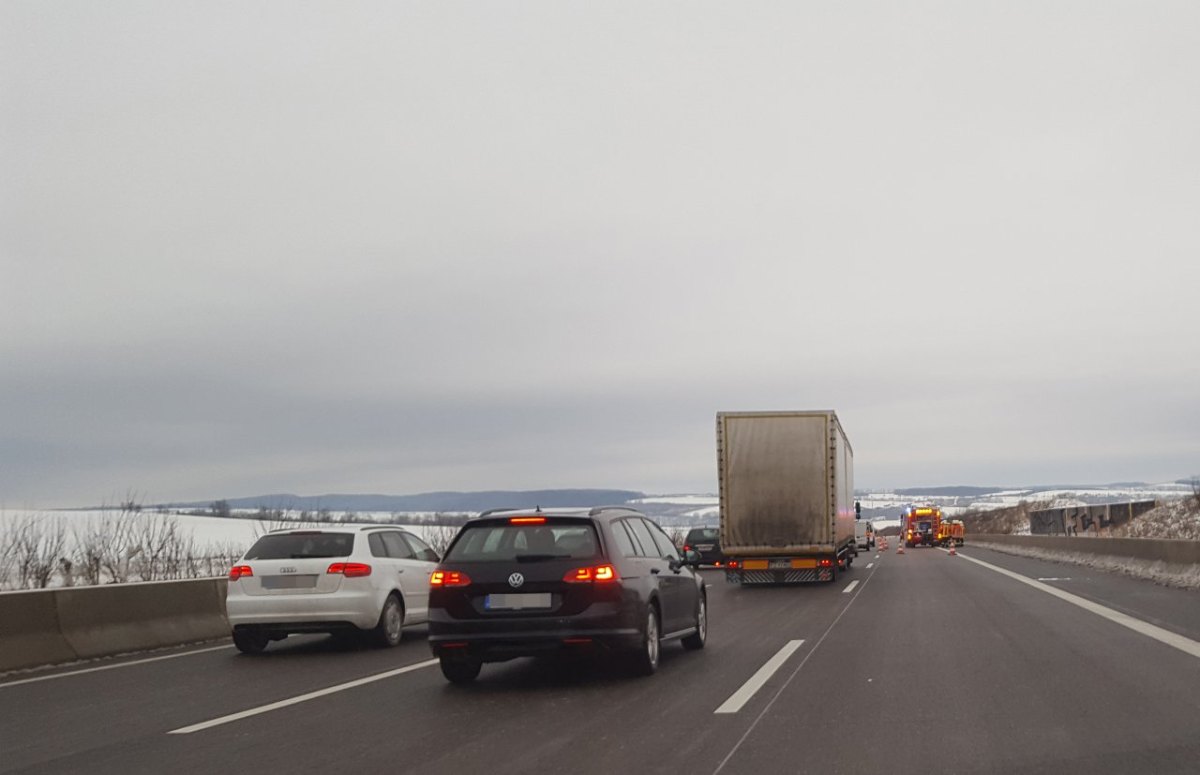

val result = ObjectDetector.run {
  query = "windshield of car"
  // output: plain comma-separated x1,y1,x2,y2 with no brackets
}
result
444,522,600,562
243,532,355,560
687,528,719,542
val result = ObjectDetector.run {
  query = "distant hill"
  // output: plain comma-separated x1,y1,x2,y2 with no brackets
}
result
893,486,1008,497
164,490,645,513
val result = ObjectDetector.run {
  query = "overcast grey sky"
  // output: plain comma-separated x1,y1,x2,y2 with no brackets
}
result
3,2,1198,507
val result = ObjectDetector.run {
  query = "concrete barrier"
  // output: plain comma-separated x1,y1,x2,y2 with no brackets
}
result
0,590,79,671
56,578,229,660
0,578,230,673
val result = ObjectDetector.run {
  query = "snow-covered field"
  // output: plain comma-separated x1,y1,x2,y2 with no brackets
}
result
0,509,460,591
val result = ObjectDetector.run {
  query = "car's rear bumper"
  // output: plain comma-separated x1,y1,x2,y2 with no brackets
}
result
428,602,641,661
226,589,381,631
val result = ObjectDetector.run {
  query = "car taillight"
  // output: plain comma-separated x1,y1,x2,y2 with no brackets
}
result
228,565,253,580
509,517,546,524
327,562,372,577
430,570,471,587
563,564,619,583
683,544,691,552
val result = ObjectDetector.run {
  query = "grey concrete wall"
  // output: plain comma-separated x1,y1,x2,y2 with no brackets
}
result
0,578,229,673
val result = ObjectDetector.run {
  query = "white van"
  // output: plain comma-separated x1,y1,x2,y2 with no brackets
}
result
854,521,875,551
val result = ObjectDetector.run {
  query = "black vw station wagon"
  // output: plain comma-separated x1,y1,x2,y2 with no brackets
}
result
428,507,707,683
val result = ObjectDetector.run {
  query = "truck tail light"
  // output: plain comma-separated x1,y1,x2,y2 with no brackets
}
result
327,562,372,577
563,564,619,583
728,560,740,568
431,570,471,587
228,565,253,580
819,558,833,568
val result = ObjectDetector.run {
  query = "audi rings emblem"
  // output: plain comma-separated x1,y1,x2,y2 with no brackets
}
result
508,572,525,589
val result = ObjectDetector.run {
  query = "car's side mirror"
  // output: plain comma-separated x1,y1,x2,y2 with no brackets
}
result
855,501,862,519
683,549,702,566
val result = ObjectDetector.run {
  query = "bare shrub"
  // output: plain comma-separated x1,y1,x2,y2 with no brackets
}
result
424,524,460,557
8,514,69,589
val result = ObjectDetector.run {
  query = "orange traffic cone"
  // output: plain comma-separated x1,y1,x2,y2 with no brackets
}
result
948,542,957,556
897,543,905,555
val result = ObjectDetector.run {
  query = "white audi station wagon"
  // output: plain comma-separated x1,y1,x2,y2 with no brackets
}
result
225,526,440,654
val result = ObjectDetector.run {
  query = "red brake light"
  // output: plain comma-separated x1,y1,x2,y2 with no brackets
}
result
728,560,739,568
819,558,832,568
327,562,372,577
228,565,253,580
509,517,546,524
563,564,619,583
683,544,691,552
431,570,471,587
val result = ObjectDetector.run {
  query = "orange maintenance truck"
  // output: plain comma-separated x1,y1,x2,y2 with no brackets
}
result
938,518,965,547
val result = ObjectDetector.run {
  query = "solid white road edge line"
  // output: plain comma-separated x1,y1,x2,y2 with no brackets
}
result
168,659,439,734
0,645,232,689
713,640,805,715
957,553,1200,660
842,580,860,594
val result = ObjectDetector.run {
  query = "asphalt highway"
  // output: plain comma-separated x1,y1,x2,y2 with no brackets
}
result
3,545,1197,774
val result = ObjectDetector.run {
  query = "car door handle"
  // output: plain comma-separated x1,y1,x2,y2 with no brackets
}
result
650,567,661,575
396,569,405,574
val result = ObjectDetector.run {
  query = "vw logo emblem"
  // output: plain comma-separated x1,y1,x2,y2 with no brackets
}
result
508,572,525,589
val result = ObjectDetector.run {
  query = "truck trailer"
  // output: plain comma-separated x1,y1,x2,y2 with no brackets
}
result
717,410,857,584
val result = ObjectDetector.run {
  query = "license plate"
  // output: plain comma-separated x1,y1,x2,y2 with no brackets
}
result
261,575,318,589
769,559,791,569
485,593,552,610
697,544,714,551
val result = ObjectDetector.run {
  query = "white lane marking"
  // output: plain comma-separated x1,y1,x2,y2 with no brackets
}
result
866,563,874,569
957,553,1200,660
0,645,232,689
714,640,805,714
842,580,860,594
711,560,879,774
168,659,438,734
1037,577,1071,582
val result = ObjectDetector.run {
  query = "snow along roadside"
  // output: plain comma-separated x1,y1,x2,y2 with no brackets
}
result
968,540,1200,590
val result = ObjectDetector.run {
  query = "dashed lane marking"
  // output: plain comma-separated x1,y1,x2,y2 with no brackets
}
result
713,640,805,714
842,580,860,594
168,659,439,734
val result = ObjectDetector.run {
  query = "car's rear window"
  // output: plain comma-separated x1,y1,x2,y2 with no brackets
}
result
445,522,600,562
687,528,719,542
243,532,355,560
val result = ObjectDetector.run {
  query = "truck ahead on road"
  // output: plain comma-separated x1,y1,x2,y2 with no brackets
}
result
903,505,943,547
717,410,858,584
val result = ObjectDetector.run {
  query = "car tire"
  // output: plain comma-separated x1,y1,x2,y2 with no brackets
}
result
370,594,404,648
232,628,269,655
629,604,661,676
440,655,482,684
681,592,707,651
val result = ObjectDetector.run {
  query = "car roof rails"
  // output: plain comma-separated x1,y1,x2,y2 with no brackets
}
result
476,506,543,519
587,505,641,517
